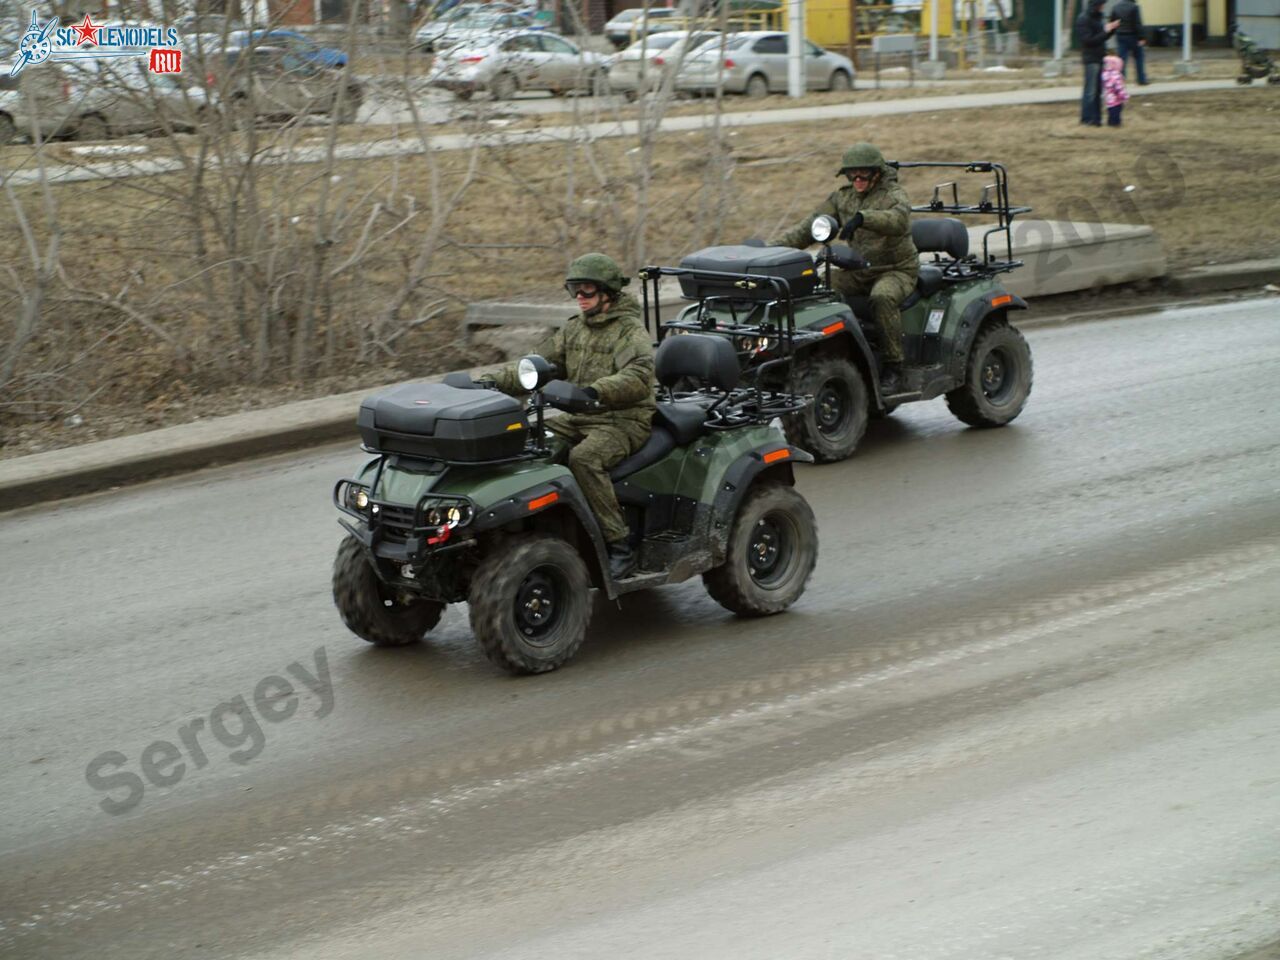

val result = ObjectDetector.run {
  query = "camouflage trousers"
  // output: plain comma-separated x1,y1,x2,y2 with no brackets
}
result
548,418,651,545
837,270,918,364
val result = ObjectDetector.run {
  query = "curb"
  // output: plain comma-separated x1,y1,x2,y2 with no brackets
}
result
2,261,1277,514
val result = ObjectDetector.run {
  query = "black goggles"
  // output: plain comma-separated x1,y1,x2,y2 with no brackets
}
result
564,281,602,298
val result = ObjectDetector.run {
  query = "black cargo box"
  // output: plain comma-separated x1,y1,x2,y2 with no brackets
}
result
678,245,818,301
358,383,529,461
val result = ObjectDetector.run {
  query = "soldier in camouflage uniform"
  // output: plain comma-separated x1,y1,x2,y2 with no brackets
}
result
771,142,918,393
487,253,655,580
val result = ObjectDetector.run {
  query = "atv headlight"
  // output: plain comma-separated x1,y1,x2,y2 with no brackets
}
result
811,214,838,243
734,336,775,354
347,485,370,510
518,354,554,391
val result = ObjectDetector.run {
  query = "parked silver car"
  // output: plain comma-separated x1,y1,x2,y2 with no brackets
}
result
602,7,681,49
676,30,855,97
0,59,210,143
426,30,609,99
414,10,539,51
606,29,720,98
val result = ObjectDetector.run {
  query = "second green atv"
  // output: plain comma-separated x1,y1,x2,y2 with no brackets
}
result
651,160,1035,463
332,332,818,675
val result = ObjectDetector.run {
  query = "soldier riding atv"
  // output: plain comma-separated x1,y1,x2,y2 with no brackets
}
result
651,157,1035,463
332,294,820,675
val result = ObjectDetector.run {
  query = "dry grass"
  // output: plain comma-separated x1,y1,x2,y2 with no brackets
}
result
2,87,1277,458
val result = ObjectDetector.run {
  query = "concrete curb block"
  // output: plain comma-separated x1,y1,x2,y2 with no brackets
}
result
2,260,1277,514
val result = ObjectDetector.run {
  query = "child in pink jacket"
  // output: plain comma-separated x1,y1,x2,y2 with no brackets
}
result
1102,54,1129,126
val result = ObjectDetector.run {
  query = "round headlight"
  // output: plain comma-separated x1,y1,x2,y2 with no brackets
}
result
426,507,443,525
353,488,369,509
810,214,838,243
517,357,540,391
446,506,463,525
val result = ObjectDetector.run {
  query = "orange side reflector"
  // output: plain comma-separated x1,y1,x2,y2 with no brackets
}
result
763,449,790,464
528,492,559,511
506,423,524,431
822,321,845,336
991,294,1013,308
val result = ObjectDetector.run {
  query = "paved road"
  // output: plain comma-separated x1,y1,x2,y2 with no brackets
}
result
2,298,1278,959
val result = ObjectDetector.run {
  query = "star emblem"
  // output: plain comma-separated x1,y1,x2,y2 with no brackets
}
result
71,13,100,46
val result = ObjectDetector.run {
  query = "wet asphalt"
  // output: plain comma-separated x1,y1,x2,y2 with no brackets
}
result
1,297,1277,959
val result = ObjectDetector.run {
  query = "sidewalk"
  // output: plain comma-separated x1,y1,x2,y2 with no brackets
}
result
0,79,1239,189
1,260,1275,513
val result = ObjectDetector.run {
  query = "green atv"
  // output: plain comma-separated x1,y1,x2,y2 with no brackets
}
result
332,331,818,675
651,160,1034,463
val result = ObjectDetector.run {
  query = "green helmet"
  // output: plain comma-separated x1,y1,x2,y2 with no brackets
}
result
837,142,886,176
565,253,629,296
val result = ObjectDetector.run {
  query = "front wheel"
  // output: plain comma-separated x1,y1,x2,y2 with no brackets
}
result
783,354,869,462
703,484,818,617
469,535,592,674
829,69,852,92
333,87,362,123
333,536,445,646
945,321,1033,427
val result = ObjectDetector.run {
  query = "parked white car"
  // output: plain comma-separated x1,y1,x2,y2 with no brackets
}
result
414,10,540,51
602,6,681,48
676,30,855,97
606,29,720,98
427,30,609,99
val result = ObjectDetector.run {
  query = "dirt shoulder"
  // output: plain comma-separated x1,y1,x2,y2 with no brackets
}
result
2,87,1276,461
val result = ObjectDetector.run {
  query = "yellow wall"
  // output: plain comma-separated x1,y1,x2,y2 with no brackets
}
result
804,0,853,46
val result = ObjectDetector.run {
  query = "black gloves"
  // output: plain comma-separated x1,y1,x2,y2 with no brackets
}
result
837,212,864,240
543,380,598,412
583,386,600,401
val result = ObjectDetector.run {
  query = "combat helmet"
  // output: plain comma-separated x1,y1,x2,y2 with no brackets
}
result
836,142,887,176
565,253,629,296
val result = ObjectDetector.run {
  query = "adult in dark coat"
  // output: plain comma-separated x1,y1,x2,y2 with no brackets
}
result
1111,0,1149,84
1076,0,1120,125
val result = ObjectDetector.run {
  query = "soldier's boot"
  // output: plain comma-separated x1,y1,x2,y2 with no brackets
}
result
878,362,903,395
607,540,637,580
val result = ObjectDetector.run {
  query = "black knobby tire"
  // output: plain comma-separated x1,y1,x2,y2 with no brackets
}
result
829,70,852,92
490,72,518,100
703,484,818,617
332,536,444,647
783,354,869,462
945,320,1034,427
745,73,769,98
468,535,592,675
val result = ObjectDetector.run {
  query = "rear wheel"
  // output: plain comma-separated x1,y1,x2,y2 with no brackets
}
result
703,484,817,617
332,536,445,647
469,535,592,674
783,355,869,462
829,69,852,91
945,320,1034,427
333,86,362,123
74,113,109,141
490,71,518,100
0,114,17,144
745,73,769,98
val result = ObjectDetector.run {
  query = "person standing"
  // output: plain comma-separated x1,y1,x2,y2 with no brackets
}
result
1111,0,1150,84
1102,53,1129,125
1076,0,1120,126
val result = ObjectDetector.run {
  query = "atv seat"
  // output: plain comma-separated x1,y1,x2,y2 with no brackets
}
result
609,334,738,481
912,217,969,260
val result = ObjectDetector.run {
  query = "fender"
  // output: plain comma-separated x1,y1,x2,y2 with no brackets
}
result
947,290,1028,381
471,475,612,590
708,444,815,559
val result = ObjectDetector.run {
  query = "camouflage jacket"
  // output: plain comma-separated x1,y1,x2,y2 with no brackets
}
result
488,292,656,432
770,167,919,282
